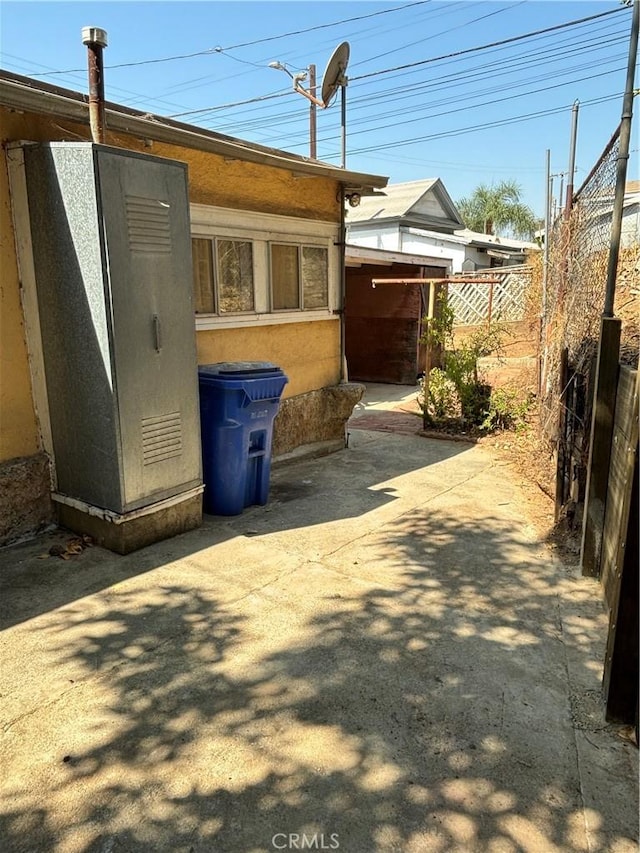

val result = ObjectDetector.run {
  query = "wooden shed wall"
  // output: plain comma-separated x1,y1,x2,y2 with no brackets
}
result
345,263,444,385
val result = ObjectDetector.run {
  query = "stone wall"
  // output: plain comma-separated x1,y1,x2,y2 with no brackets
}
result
273,383,365,459
0,453,53,547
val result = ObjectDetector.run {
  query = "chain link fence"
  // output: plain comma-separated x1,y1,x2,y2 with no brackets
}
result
540,122,640,513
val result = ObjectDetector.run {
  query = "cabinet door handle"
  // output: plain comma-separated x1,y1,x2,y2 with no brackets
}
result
153,314,162,352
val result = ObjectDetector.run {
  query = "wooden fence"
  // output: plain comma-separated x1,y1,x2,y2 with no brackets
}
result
599,366,638,725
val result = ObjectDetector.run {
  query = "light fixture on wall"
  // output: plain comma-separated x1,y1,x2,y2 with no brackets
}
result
347,192,361,208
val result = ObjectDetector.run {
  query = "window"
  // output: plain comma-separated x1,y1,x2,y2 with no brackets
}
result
270,243,328,311
191,238,254,314
190,203,338,328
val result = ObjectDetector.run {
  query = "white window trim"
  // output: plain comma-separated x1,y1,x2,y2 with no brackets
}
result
190,203,340,330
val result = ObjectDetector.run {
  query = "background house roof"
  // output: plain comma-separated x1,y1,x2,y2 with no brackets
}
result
346,178,465,232
0,70,388,195
455,228,539,252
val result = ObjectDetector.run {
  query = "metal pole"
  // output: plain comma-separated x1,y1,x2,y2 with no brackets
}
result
542,149,550,320
422,281,437,429
539,148,551,397
309,64,317,159
339,184,348,383
604,0,639,317
81,26,108,144
564,100,579,217
340,78,347,169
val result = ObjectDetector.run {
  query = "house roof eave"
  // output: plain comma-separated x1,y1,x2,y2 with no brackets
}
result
0,70,388,194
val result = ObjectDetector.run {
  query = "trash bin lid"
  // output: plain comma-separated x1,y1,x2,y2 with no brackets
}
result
198,361,282,377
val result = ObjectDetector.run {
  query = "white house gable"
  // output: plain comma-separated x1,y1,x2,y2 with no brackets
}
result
411,189,449,220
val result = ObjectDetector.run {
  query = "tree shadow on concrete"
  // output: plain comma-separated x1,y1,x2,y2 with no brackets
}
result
1,503,637,852
0,431,471,629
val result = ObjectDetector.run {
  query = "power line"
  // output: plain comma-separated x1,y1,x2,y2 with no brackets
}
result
167,10,627,125
350,7,628,82
169,89,290,118
263,63,624,154
199,26,626,134
26,1,431,77
347,93,621,157
0,50,189,113
352,0,526,68
223,0,431,50
335,66,625,144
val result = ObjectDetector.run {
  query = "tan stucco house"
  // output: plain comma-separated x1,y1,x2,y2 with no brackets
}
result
0,70,387,548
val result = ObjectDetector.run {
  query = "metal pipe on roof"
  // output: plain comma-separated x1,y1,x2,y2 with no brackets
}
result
81,27,108,144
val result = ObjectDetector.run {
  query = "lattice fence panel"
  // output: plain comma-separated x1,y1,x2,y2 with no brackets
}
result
491,274,529,321
447,282,489,325
448,270,530,326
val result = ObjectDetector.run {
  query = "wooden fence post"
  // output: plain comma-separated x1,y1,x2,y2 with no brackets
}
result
580,316,622,577
422,282,437,429
602,370,639,724
555,348,569,522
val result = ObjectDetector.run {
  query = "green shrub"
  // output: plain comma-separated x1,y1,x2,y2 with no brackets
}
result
481,388,532,432
420,368,459,422
420,294,509,427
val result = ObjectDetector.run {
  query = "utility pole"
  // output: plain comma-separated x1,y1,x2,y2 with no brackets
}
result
542,150,550,318
540,148,551,397
564,100,579,217
309,64,317,159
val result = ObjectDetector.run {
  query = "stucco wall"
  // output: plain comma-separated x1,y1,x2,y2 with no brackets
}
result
0,144,40,462
0,104,348,542
0,108,339,221
196,320,341,398
0,106,343,465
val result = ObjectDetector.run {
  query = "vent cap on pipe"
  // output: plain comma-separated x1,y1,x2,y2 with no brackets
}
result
82,27,108,47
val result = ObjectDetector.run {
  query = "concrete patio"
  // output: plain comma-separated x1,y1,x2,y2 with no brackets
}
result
0,388,637,852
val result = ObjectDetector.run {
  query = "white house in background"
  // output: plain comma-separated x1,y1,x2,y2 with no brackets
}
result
620,180,640,246
346,179,539,272
588,179,640,248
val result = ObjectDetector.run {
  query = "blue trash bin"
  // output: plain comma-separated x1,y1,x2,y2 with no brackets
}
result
198,362,288,516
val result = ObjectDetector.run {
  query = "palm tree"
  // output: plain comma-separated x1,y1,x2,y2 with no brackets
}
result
457,180,537,239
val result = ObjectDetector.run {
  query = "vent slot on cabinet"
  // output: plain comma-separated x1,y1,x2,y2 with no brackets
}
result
126,195,171,254
142,412,182,464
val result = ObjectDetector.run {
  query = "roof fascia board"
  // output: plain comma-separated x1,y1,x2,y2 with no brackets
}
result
0,73,387,190
347,216,401,228
403,214,464,232
345,243,449,268
403,225,470,245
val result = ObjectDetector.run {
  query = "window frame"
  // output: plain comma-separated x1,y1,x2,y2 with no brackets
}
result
190,203,339,330
269,241,329,313
191,236,256,317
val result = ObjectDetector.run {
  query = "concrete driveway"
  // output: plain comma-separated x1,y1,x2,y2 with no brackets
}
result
1,393,637,853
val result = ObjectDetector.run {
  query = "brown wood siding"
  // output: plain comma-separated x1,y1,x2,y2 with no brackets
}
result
346,263,443,384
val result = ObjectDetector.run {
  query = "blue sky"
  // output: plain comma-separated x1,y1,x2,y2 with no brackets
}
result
1,1,637,218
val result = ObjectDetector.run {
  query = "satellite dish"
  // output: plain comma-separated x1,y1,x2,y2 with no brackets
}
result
321,41,350,108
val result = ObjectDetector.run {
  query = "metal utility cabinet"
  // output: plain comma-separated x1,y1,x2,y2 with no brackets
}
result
19,142,202,551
